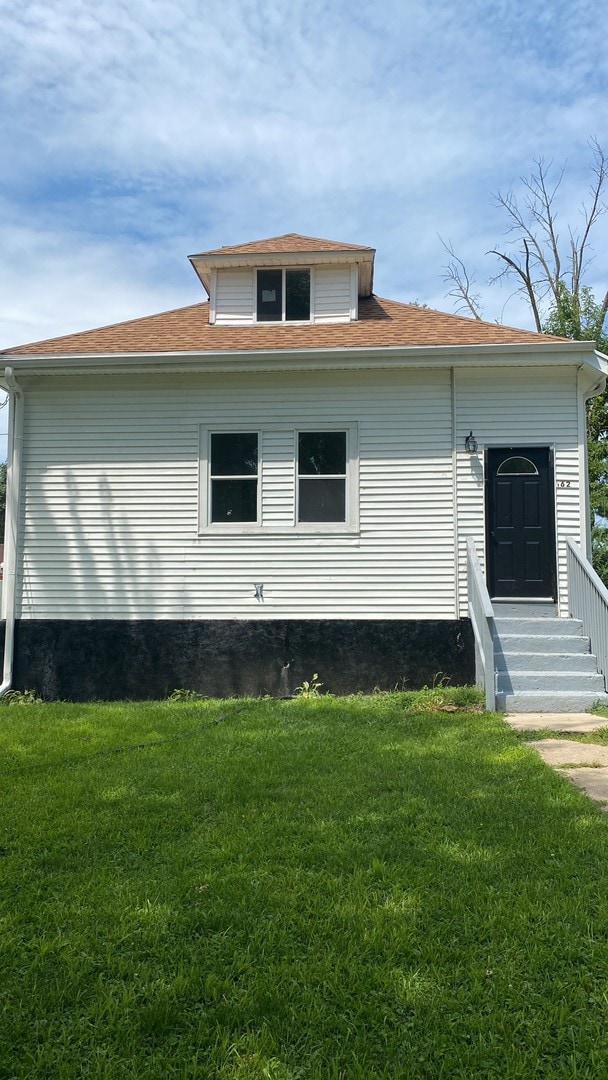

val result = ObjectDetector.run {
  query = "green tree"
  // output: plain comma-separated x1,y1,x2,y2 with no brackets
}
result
544,283,608,581
441,141,608,581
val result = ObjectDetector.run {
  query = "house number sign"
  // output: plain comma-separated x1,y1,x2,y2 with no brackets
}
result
557,480,571,488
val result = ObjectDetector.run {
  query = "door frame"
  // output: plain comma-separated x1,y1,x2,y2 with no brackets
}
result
484,443,558,602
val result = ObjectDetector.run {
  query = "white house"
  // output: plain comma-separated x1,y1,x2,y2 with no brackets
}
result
2,233,607,708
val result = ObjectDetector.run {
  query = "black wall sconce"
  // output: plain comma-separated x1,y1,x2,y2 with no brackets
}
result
464,430,478,454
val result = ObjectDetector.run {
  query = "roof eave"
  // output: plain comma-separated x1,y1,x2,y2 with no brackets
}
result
1,339,600,380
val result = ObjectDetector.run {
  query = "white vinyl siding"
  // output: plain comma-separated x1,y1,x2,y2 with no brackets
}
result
312,265,353,323
15,362,585,623
214,269,255,324
17,369,455,621
260,429,294,528
455,366,581,614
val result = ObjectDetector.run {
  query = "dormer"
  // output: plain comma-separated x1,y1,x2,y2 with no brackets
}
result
188,233,375,326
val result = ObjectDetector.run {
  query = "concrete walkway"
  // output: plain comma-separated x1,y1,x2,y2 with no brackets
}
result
505,712,604,732
504,712,608,810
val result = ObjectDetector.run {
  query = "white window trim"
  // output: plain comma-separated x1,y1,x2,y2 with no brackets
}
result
199,422,359,535
293,423,359,533
254,267,314,324
199,427,262,532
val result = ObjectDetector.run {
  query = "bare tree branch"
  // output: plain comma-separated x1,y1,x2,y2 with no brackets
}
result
439,237,483,319
492,183,559,308
571,138,607,296
521,158,562,284
485,142,607,332
440,142,606,339
488,245,543,331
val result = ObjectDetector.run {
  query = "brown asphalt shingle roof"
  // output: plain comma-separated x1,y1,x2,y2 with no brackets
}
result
193,233,374,256
2,295,570,357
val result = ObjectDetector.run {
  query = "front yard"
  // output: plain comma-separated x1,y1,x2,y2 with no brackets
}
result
1,692,608,1078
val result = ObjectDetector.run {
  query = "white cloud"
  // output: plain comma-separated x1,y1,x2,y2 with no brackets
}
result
0,215,201,347
0,0,606,368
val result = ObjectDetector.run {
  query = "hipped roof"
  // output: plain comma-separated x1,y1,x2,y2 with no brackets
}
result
2,295,570,357
188,232,376,296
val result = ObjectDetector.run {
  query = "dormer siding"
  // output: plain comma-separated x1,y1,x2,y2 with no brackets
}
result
214,269,256,325
313,265,358,323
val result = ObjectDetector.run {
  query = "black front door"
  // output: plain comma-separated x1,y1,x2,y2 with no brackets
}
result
486,446,556,599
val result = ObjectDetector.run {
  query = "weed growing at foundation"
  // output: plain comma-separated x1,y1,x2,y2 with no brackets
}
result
1,688,42,705
292,672,323,698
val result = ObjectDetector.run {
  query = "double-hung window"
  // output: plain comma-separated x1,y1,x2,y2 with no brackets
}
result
297,431,347,522
256,269,311,322
209,432,259,523
201,424,357,532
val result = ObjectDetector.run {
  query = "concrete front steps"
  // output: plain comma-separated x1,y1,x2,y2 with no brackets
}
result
494,614,608,712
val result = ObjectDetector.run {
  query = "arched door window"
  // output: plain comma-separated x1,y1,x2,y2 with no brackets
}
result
496,456,539,476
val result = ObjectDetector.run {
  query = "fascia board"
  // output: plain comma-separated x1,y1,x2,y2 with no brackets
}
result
0,340,599,381
189,249,374,268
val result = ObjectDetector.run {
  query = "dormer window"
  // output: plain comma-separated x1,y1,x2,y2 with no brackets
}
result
256,268,311,322
190,233,374,326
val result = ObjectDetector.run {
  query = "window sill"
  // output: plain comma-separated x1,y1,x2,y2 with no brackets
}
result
254,318,313,325
198,525,360,538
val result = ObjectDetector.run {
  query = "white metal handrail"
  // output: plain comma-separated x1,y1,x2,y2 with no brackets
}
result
466,537,495,710
566,537,608,689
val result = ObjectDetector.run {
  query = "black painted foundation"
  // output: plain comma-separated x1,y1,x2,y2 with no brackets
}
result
7,619,475,702
6,619,474,701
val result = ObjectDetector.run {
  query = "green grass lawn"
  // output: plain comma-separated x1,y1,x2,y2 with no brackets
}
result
2,691,608,1078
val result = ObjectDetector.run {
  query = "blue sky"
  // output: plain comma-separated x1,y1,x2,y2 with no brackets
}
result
0,0,607,456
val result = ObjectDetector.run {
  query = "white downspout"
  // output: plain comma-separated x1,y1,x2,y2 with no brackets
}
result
0,367,23,697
